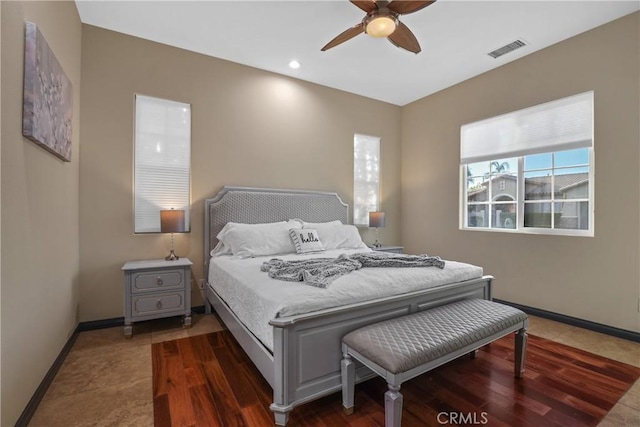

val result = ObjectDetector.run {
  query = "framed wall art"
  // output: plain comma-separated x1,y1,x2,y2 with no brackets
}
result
22,21,73,162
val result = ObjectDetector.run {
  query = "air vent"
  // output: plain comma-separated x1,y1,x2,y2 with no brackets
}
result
488,40,527,59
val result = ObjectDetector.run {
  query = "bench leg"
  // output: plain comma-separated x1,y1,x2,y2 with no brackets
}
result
385,384,403,427
341,354,355,415
515,328,528,378
469,349,478,359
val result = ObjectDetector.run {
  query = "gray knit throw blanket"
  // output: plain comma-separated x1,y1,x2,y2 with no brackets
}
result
260,252,445,288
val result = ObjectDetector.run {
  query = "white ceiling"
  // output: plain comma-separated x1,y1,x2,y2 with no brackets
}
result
75,0,639,106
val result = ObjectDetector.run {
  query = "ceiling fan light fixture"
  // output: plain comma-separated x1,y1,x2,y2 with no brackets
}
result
365,16,397,38
321,1,434,53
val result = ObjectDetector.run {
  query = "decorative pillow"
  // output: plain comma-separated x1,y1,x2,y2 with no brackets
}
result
216,220,300,258
302,221,368,250
289,228,325,254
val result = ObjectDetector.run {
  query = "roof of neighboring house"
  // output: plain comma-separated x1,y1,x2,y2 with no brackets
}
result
467,172,589,199
467,186,487,197
525,173,589,196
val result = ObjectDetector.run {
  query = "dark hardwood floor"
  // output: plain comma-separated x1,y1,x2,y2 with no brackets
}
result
152,331,639,427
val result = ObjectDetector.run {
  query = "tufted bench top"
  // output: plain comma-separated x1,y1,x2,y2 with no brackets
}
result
342,299,528,374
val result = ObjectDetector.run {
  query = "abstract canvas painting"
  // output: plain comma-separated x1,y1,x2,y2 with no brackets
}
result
22,22,73,162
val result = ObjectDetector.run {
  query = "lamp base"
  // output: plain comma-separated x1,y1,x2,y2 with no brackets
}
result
165,249,179,261
372,227,382,248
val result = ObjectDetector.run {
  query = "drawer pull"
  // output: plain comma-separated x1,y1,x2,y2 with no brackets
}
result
157,277,163,286
156,300,163,309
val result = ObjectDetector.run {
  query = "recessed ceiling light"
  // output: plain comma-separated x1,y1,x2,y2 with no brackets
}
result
288,60,301,69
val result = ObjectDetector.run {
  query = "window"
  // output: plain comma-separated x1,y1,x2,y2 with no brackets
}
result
353,134,380,226
134,95,191,233
461,91,593,236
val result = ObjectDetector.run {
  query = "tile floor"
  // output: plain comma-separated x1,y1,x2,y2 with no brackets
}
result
28,314,639,426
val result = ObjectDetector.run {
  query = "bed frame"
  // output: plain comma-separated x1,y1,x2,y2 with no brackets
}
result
204,186,493,425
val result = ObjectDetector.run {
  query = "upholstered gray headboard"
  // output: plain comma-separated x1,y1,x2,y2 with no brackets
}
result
204,187,349,274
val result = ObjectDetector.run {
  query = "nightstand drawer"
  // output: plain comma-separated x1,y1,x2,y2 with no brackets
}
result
132,269,184,293
132,291,185,317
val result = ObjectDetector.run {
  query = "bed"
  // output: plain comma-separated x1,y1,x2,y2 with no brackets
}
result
204,187,493,425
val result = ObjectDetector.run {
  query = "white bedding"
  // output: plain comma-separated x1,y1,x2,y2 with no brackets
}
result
208,249,484,352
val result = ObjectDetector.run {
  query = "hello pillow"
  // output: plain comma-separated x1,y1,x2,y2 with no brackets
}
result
289,228,325,254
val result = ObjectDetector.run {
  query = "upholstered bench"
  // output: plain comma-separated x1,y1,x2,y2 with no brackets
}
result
341,299,528,427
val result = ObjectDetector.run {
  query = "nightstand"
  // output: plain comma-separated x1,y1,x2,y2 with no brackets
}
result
370,245,404,254
122,258,193,337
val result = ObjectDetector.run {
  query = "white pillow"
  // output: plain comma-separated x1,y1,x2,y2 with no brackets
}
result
303,221,367,250
289,228,325,254
210,241,232,257
216,220,300,258
216,220,301,241
302,220,342,227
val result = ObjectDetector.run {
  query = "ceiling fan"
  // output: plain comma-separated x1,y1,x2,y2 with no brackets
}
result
321,0,436,54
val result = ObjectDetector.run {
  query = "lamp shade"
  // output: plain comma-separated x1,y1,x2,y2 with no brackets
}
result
160,209,186,233
368,211,386,228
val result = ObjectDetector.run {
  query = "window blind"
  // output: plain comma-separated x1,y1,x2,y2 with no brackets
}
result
353,134,380,226
134,95,191,233
460,91,593,164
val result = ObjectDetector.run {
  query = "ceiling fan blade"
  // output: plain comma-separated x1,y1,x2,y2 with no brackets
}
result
387,21,421,53
350,0,377,13
388,1,436,15
321,23,365,51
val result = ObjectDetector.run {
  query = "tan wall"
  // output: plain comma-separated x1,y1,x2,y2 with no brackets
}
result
401,13,640,332
79,25,401,322
1,1,81,424
0,3,3,422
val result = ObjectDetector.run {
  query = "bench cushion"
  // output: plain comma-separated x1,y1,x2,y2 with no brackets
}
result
342,299,527,374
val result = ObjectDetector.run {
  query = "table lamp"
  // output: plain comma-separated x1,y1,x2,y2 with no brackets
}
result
160,209,186,260
369,211,386,248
